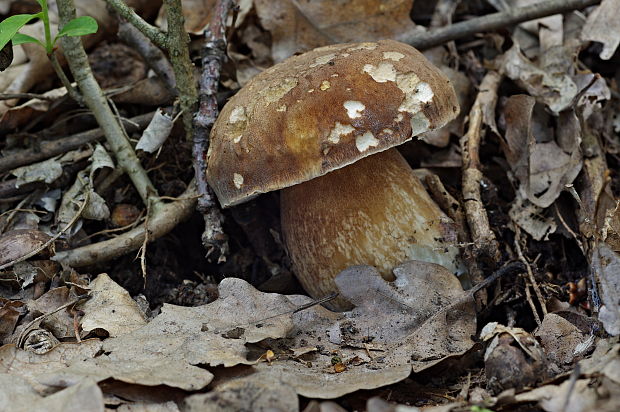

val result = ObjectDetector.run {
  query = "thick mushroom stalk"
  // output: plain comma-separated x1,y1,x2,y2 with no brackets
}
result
281,148,460,310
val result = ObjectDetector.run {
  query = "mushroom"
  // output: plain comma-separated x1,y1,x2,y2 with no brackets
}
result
207,40,461,310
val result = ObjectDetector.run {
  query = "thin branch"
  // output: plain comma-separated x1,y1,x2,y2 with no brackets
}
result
104,0,168,49
118,19,177,94
49,52,83,104
461,71,502,263
57,0,158,206
192,0,232,261
162,0,198,137
404,0,601,50
0,92,56,101
0,112,154,174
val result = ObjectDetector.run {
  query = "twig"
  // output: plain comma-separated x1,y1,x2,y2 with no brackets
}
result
53,182,197,267
0,92,56,101
404,0,602,50
57,0,158,206
49,52,83,105
426,174,486,304
117,19,177,94
461,71,502,264
0,111,153,174
561,363,581,411
514,227,547,324
104,0,168,49
0,189,89,271
162,0,198,137
192,0,233,261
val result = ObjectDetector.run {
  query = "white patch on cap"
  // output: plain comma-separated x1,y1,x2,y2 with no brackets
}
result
396,72,434,114
331,73,339,77
233,173,244,189
347,43,376,52
307,89,315,93
276,105,286,112
383,51,405,61
233,135,242,143
343,101,365,119
355,131,379,152
327,122,355,144
320,80,331,90
310,53,336,67
363,62,396,83
261,77,298,104
410,111,431,136
229,106,247,123
382,128,394,135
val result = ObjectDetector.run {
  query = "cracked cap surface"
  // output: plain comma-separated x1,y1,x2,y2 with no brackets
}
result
207,39,460,207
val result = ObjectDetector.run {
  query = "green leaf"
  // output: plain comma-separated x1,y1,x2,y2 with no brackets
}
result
57,16,98,39
0,14,40,50
35,0,46,9
11,33,43,46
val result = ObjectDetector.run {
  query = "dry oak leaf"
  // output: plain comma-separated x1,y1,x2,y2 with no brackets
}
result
254,0,422,62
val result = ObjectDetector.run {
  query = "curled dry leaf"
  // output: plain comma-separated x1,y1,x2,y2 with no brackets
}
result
481,322,548,392
581,0,620,60
502,95,582,210
534,313,595,370
508,340,620,412
135,108,174,153
591,243,620,336
80,273,147,338
502,45,577,115
254,0,421,62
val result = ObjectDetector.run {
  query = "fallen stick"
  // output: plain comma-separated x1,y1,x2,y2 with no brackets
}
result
53,183,198,267
405,0,601,50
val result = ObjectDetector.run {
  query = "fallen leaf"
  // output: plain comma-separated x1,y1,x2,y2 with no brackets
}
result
254,0,421,62
80,273,147,338
502,95,582,209
254,261,476,398
591,243,620,336
581,0,620,60
184,373,299,411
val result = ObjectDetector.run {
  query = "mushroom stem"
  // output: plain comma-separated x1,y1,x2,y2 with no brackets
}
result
281,148,460,310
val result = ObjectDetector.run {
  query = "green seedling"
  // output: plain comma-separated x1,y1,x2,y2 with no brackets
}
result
0,0,97,70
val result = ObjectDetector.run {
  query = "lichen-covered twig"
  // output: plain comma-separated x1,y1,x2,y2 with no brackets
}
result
192,0,233,261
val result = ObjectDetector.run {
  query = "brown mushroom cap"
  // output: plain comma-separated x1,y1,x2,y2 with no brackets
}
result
207,40,459,207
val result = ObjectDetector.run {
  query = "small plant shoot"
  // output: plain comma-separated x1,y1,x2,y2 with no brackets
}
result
0,0,97,70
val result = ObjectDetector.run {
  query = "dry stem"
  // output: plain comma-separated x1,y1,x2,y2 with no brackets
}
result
461,71,502,264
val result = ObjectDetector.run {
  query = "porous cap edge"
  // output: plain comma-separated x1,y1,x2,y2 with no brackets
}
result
207,39,459,207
